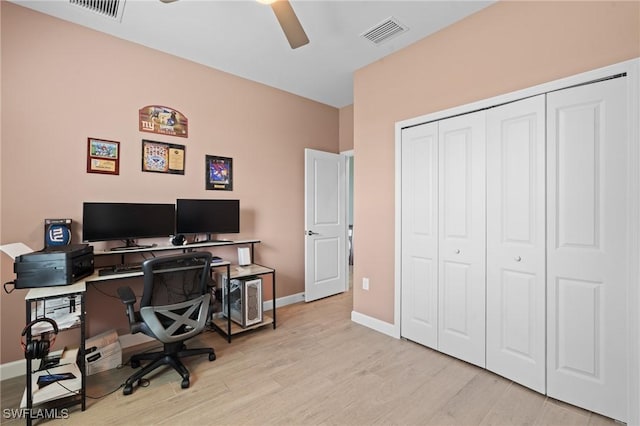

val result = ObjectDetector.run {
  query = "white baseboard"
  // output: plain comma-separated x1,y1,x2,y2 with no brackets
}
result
266,291,304,311
1,292,306,381
118,333,155,349
0,359,26,381
351,310,399,339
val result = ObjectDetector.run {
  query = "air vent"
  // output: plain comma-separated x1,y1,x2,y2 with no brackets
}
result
69,0,126,21
361,17,408,45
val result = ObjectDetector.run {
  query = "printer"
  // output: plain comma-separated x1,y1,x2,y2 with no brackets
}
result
14,244,94,289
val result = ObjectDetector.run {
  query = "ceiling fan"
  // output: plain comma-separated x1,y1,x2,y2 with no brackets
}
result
159,0,309,49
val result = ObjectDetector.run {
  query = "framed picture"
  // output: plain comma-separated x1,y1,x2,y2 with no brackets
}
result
87,137,120,175
138,105,188,138
206,155,233,190
142,139,185,175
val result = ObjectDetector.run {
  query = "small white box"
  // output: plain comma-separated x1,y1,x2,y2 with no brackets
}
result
86,341,122,375
85,329,122,376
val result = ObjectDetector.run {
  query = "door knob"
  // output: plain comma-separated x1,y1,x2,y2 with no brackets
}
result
454,249,460,254
514,256,522,262
305,230,319,236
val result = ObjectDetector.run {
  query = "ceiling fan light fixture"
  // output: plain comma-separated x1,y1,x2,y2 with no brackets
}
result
257,0,277,4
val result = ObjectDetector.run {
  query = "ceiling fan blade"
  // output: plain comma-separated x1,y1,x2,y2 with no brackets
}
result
159,0,178,3
270,0,309,49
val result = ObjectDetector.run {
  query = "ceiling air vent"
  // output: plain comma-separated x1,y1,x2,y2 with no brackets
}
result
361,17,408,45
69,0,126,21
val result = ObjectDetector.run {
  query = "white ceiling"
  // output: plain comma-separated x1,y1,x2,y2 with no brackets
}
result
10,0,495,108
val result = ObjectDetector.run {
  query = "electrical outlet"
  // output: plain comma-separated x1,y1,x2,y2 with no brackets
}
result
362,277,370,290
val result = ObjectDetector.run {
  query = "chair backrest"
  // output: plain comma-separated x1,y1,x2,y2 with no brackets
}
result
139,252,213,343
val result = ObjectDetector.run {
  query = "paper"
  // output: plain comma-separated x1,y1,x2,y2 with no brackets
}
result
0,242,34,260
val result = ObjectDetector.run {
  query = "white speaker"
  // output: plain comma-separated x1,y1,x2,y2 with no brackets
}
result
237,247,251,266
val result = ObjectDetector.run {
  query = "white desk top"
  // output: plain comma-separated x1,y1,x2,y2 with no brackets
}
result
25,281,86,300
93,239,260,256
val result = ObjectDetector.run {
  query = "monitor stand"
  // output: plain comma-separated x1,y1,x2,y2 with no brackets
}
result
110,239,156,251
200,234,232,243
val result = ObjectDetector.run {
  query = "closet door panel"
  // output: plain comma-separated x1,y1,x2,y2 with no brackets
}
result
486,95,546,393
400,123,439,349
547,77,628,422
438,111,486,368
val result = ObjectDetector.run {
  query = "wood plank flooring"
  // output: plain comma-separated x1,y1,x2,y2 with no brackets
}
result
1,291,620,425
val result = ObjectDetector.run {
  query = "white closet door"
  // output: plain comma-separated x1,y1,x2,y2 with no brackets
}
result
438,111,486,368
547,77,628,422
486,95,546,393
400,122,439,349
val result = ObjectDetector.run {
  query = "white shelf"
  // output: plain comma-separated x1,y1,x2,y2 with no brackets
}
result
211,314,274,336
93,239,261,256
21,348,82,408
228,264,274,279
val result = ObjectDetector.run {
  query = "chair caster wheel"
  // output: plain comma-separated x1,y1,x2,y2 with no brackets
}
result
131,360,140,369
209,353,216,361
181,378,190,389
123,385,133,395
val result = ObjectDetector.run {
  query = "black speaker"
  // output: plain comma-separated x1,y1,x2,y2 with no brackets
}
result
171,234,186,246
21,318,59,360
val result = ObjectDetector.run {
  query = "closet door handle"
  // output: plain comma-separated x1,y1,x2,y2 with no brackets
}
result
514,256,522,262
305,230,319,236
454,249,461,254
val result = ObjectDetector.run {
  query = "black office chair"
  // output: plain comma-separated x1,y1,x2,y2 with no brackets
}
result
117,252,216,395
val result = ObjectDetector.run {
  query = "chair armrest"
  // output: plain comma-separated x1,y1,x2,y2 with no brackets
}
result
117,286,137,324
117,286,136,304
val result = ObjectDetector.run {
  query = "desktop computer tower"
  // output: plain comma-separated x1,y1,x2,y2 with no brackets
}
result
221,277,262,328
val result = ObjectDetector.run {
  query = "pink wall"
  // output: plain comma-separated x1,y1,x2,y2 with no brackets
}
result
0,3,338,363
339,105,354,152
352,1,640,323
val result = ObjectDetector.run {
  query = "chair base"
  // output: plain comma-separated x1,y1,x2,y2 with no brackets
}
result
123,341,215,395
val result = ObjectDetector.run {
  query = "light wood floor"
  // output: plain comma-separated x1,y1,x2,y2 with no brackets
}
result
1,290,620,425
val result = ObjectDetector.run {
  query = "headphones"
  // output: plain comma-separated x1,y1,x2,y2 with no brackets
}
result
171,234,186,246
21,318,59,360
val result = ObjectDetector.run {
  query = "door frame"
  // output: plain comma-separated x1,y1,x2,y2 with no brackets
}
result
394,58,639,424
341,149,354,276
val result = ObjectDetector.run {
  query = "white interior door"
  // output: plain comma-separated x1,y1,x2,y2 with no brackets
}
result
304,149,347,302
400,122,439,349
486,95,546,393
546,77,628,422
437,111,486,368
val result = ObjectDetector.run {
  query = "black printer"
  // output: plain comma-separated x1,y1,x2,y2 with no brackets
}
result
14,244,95,289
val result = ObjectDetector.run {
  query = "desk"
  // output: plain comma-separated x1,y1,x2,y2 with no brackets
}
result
92,239,277,342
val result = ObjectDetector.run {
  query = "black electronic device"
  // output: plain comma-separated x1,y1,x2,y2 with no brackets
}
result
21,317,58,360
14,244,94,289
82,202,175,250
176,199,239,241
37,372,76,388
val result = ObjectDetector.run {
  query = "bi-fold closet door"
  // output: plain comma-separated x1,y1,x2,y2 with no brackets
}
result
401,96,545,378
400,110,487,368
485,95,546,393
400,75,629,422
546,77,628,422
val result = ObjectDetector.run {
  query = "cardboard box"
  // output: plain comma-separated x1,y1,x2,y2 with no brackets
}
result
85,330,122,376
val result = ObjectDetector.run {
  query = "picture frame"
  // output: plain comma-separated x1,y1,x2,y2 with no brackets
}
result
206,155,233,190
138,105,188,138
142,139,185,175
87,137,120,175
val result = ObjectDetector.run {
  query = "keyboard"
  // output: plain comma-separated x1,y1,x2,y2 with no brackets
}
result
98,265,143,276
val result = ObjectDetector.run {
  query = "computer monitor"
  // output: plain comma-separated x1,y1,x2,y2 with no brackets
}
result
82,202,176,250
176,199,240,241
